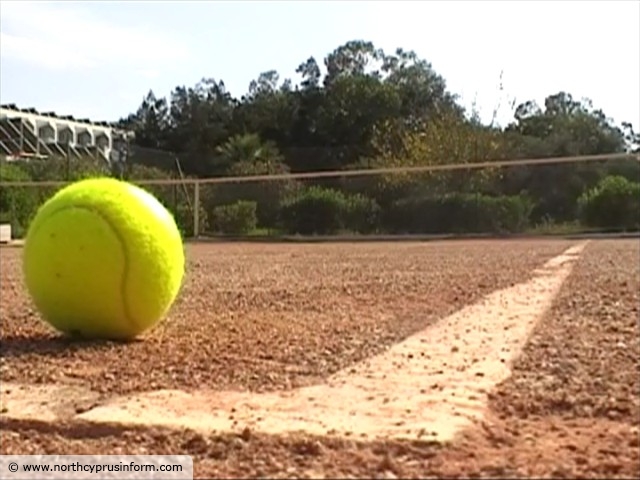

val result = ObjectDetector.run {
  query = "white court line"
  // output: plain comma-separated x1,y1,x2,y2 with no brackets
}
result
2,242,588,442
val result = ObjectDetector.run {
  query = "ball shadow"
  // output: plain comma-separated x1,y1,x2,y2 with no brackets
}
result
0,333,141,359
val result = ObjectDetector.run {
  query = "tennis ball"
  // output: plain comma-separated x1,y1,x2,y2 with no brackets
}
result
23,177,185,341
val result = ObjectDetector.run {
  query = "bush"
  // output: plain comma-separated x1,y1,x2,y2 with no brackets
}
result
207,179,300,230
482,194,535,233
220,160,301,229
174,203,209,238
0,159,213,238
20,156,108,182
211,200,258,235
0,161,40,238
343,193,381,234
279,186,346,235
385,193,534,234
279,186,382,235
578,175,640,231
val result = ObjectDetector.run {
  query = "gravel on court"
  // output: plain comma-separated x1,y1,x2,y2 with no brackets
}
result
2,239,638,478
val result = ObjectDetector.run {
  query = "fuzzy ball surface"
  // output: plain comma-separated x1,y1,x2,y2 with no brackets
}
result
23,177,185,340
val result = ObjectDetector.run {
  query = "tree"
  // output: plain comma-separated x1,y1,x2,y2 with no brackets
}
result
381,48,463,129
164,78,236,175
295,57,322,90
233,71,297,146
323,40,383,86
216,133,283,167
506,92,627,156
123,90,169,150
212,134,296,229
621,122,640,153
367,111,504,206
502,92,630,222
247,70,281,98
110,40,636,233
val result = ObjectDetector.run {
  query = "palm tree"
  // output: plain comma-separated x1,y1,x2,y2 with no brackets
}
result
215,133,283,168
212,133,298,230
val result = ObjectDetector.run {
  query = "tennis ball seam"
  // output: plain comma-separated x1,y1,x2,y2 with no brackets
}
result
26,204,139,332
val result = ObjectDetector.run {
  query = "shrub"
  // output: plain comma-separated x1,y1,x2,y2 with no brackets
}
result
0,161,40,238
578,175,640,231
20,156,108,182
174,202,209,238
222,160,301,229
0,159,212,238
208,179,300,231
385,193,534,234
343,193,381,234
211,200,258,235
279,186,382,235
479,194,535,233
279,186,346,235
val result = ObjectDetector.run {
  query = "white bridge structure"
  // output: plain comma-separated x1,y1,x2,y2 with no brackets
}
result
0,104,134,164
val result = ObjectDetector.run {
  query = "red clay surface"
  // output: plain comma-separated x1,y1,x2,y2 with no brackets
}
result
0,240,571,395
1,239,639,478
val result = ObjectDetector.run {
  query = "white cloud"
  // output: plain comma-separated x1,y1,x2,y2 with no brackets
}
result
0,2,190,72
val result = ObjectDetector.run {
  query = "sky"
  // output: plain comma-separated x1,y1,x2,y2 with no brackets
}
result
1,0,639,129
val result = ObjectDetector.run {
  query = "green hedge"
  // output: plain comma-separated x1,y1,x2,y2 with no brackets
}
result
212,200,258,235
278,186,381,235
0,162,40,238
343,193,381,234
279,187,345,235
3,158,638,239
578,175,640,231
385,193,535,234
0,159,205,238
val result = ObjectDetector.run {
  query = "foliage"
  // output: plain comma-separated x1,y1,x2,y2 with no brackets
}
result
0,159,209,238
211,200,258,235
278,186,381,235
19,156,109,182
2,39,638,236
578,176,640,231
112,40,636,233
343,193,381,234
279,186,347,235
385,193,535,234
0,161,40,237
0,157,113,239
206,134,300,229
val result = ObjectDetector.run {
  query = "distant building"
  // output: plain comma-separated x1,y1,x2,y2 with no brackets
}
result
0,104,134,165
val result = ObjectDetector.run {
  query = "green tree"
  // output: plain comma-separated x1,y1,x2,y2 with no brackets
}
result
233,71,297,146
0,161,39,237
118,90,170,150
501,92,631,222
578,176,640,231
209,134,298,229
215,133,282,167
113,40,638,235
164,78,237,176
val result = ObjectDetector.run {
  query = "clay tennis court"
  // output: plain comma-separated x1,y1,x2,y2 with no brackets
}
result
1,239,638,478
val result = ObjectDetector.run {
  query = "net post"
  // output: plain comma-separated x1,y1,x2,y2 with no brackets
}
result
193,181,200,239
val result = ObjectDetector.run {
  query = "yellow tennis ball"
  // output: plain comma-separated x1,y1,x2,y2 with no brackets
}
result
23,177,185,340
